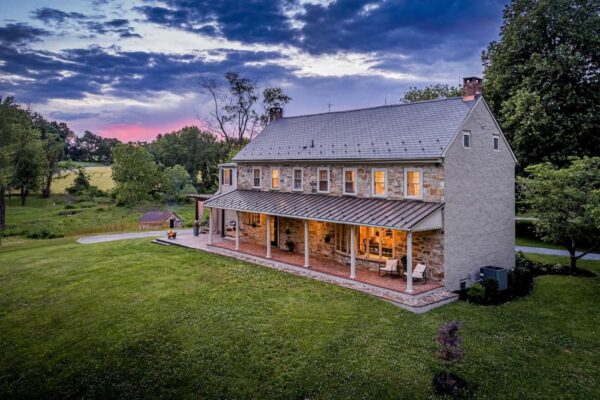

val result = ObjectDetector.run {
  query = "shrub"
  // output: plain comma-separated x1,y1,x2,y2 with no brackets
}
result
482,278,499,303
433,321,467,396
64,204,76,210
466,283,485,304
26,226,64,239
508,267,534,297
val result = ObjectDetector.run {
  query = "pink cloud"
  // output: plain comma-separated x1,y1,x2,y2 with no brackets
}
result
97,118,208,142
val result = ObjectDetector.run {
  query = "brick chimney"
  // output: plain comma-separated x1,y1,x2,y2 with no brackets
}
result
462,76,483,100
269,107,283,123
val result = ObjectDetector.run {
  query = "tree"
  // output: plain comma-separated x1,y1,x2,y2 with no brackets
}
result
201,72,291,148
520,157,600,273
40,132,65,198
11,125,45,206
434,321,465,395
482,0,600,169
161,164,196,203
401,84,462,103
112,144,160,205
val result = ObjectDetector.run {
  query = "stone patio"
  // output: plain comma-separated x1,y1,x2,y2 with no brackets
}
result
154,232,458,313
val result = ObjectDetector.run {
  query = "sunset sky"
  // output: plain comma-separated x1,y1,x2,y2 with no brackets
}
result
0,0,506,142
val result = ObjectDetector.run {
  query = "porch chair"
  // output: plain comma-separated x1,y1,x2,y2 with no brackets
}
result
379,258,400,277
404,263,427,283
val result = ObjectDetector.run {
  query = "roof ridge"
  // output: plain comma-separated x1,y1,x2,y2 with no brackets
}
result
279,96,468,120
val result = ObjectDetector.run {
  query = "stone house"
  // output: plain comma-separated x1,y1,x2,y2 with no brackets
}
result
202,77,516,293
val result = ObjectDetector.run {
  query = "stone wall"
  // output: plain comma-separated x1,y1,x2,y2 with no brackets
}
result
237,163,444,202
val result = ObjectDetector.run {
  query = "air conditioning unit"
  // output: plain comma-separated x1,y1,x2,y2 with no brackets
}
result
480,266,508,291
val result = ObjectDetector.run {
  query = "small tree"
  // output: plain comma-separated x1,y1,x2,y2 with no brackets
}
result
161,164,196,203
437,321,464,380
520,157,600,273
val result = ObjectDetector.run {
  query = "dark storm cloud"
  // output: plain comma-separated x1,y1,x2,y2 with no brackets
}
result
30,7,141,39
135,0,298,45
0,41,293,103
0,23,50,46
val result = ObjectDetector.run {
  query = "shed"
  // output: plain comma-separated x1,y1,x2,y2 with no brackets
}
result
139,211,183,230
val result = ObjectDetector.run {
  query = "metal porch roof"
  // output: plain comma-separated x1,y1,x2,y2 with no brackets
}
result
203,190,443,231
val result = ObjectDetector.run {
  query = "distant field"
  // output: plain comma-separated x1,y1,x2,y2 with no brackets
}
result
51,165,114,194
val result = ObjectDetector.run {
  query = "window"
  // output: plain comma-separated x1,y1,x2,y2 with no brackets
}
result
293,168,303,191
335,224,351,254
372,168,387,197
252,168,261,188
357,226,395,260
318,168,330,193
404,168,422,199
222,168,232,185
271,167,280,190
493,135,500,151
463,131,471,148
245,213,261,226
343,168,357,195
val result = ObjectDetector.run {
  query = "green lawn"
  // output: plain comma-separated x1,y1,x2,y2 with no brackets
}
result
0,239,599,399
3,195,196,237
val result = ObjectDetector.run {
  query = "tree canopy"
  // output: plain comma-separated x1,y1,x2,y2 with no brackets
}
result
112,144,160,205
482,0,600,169
401,84,462,103
519,157,600,272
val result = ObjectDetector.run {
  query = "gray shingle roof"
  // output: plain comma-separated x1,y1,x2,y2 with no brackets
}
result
234,97,477,162
203,190,443,231
139,211,180,223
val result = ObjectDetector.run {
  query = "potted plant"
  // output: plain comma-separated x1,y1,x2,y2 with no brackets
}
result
285,239,295,252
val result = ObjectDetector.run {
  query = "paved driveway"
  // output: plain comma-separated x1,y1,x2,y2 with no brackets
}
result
77,229,190,244
515,246,600,261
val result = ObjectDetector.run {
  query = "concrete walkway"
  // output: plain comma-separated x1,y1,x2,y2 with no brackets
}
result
77,229,188,244
515,246,600,261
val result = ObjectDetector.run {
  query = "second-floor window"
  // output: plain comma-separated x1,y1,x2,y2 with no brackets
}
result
493,135,500,151
463,131,471,148
293,168,303,190
343,168,356,195
372,168,387,197
271,168,280,190
318,168,330,193
252,168,261,188
404,168,422,199
222,168,232,185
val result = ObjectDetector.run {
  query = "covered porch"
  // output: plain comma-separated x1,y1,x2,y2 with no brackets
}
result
203,190,445,295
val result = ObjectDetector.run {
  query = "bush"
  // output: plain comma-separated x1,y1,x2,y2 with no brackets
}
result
25,226,64,239
466,283,485,304
64,204,76,210
482,278,499,303
508,267,534,297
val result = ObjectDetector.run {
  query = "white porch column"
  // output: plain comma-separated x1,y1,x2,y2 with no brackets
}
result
235,211,240,250
406,231,414,293
266,214,272,259
350,225,356,279
207,208,213,245
304,220,310,268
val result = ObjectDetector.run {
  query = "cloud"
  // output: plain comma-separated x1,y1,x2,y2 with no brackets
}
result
0,23,50,46
30,7,141,39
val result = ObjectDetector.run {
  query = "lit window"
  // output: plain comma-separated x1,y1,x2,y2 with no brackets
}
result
493,135,500,151
463,131,471,148
271,168,280,190
318,168,329,192
253,168,261,188
343,169,356,195
405,169,422,199
222,169,232,185
335,224,351,254
293,168,303,191
372,169,387,196
245,213,261,226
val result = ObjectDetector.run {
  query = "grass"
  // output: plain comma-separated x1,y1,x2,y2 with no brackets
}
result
51,164,115,194
0,239,599,399
515,236,565,250
3,195,196,237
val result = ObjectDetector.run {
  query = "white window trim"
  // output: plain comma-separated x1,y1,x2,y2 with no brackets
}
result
371,168,387,198
463,130,471,149
317,168,330,193
343,168,357,195
493,134,500,151
404,168,423,200
270,167,281,190
252,167,261,189
293,167,303,191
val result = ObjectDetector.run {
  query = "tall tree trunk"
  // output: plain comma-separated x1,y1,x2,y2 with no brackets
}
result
0,185,5,230
41,172,52,198
20,187,26,206
568,245,577,275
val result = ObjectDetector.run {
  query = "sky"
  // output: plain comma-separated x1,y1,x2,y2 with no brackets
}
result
0,0,507,142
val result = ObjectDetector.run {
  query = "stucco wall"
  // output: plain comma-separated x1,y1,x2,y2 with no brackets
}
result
236,163,444,202
443,99,516,291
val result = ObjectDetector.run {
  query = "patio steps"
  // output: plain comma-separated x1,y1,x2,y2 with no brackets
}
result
153,236,458,313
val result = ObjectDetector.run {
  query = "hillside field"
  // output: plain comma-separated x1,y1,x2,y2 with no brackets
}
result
51,164,114,194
